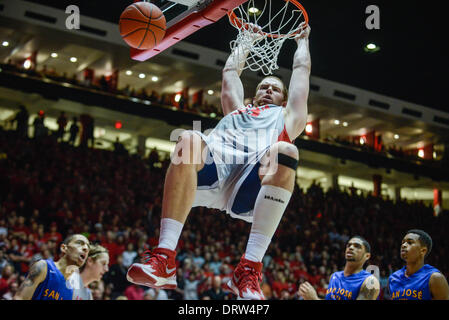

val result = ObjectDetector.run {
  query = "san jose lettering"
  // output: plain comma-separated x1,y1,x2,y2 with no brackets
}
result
391,289,423,300
326,287,353,300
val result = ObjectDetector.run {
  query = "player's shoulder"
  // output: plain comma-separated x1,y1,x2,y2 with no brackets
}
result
424,264,440,273
330,270,343,279
389,267,404,280
429,271,447,282
31,259,48,270
28,259,48,281
362,274,380,286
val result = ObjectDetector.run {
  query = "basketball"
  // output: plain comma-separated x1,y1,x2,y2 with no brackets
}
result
119,2,166,50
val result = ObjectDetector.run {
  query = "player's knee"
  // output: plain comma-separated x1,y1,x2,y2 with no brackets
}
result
173,130,203,164
177,131,201,150
275,141,299,160
273,142,299,173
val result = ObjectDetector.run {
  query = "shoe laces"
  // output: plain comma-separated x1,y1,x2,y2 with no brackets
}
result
239,266,262,292
141,249,166,268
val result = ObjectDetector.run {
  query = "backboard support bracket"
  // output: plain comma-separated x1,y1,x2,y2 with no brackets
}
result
130,0,248,61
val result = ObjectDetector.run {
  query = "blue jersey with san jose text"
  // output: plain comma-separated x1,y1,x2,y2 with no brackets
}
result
31,259,73,300
325,270,371,300
388,264,440,300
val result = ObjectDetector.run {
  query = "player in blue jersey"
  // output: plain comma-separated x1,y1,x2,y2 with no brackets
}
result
388,229,449,300
298,236,380,300
13,234,90,300
127,24,312,300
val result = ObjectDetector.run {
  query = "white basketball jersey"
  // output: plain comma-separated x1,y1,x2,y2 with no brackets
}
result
192,104,291,222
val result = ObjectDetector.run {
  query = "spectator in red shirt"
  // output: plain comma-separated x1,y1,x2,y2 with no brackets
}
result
316,278,328,298
271,271,290,299
115,234,126,258
11,216,29,238
308,265,323,286
0,264,17,297
124,284,145,300
101,231,119,265
294,264,311,282
43,222,63,244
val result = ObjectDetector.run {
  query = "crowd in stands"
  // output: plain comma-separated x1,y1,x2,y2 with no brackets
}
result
2,59,447,166
0,120,447,300
323,135,445,166
0,60,222,117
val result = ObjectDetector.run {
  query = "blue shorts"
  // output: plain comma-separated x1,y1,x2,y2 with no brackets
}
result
197,154,262,215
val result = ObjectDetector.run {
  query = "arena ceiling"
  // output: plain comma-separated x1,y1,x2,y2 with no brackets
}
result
19,0,446,113
0,0,447,155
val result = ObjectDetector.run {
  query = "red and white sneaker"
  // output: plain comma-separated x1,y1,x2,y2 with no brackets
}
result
226,255,265,300
126,247,177,289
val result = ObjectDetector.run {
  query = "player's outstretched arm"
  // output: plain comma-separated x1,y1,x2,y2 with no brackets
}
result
298,281,321,300
13,260,47,300
357,275,380,300
284,24,311,140
221,24,262,116
430,272,449,300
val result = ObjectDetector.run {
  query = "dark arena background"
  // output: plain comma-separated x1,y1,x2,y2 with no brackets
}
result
0,0,448,308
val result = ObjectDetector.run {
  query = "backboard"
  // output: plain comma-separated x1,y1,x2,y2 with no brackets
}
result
130,0,248,61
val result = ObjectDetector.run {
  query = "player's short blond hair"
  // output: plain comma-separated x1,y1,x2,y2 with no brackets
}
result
80,244,109,271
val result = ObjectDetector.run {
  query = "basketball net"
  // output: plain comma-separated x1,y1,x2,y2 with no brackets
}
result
228,0,308,75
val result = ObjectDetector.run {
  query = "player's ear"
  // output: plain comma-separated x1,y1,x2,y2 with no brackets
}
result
365,252,371,261
60,243,67,255
281,100,287,107
420,246,428,258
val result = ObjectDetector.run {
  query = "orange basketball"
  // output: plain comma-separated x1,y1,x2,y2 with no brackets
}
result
119,2,166,50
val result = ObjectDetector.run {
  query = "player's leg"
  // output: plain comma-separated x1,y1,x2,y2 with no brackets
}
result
127,131,207,289
229,141,298,299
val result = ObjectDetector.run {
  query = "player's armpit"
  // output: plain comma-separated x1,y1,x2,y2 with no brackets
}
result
357,275,380,300
430,272,449,300
13,260,47,300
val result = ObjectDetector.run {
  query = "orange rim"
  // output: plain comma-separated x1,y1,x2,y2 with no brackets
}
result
228,0,309,38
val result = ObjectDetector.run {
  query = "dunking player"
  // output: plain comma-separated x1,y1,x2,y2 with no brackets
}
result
388,229,449,300
127,25,311,300
298,236,380,300
14,234,90,300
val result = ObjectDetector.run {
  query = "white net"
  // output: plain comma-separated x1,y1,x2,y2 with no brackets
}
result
229,0,308,75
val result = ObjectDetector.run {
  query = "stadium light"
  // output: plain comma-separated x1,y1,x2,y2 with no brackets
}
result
2,41,9,47
342,122,348,127
151,76,159,82
334,120,340,125
207,90,214,95
394,134,400,140
305,123,313,134
139,73,146,79
360,137,366,145
50,52,58,58
418,149,424,158
125,70,132,76
23,59,31,69
248,7,260,14
175,93,182,102
70,57,77,63
364,43,380,53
